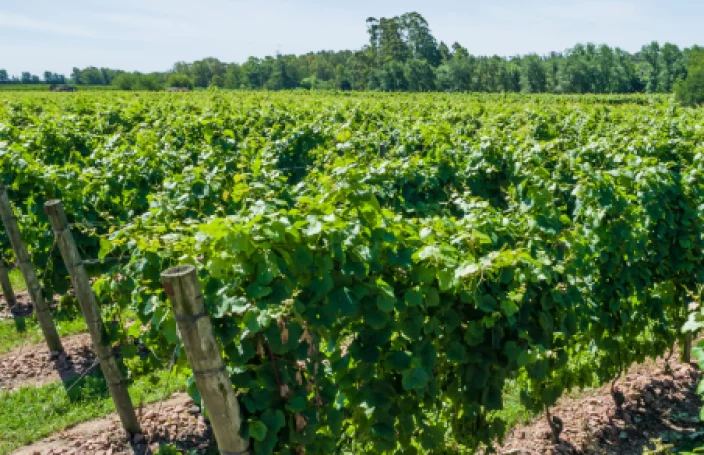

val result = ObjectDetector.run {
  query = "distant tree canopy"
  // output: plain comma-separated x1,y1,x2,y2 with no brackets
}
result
166,73,194,89
675,49,704,106
1,13,702,94
110,72,164,91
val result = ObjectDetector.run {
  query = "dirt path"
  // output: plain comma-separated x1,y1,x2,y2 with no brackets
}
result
0,333,94,390
12,393,215,455
497,351,703,454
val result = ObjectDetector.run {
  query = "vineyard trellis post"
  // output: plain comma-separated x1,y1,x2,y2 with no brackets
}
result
161,264,249,455
0,259,17,309
0,183,63,353
44,199,142,436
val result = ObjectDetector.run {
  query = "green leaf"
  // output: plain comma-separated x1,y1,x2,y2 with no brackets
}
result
260,409,286,435
98,238,112,259
329,287,358,316
248,420,268,442
246,283,272,299
425,287,440,307
377,295,395,313
402,368,429,391
446,342,467,363
437,269,454,291
405,289,423,307
478,294,498,312
500,299,520,317
286,396,307,412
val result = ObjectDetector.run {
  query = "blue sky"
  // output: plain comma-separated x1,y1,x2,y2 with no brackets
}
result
1,0,703,76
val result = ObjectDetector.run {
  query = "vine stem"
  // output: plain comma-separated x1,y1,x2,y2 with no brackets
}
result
610,367,623,395
266,341,284,391
545,405,562,444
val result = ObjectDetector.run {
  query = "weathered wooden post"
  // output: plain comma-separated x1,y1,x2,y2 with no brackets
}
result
0,183,63,353
681,334,692,364
44,199,141,436
0,260,17,309
161,265,249,454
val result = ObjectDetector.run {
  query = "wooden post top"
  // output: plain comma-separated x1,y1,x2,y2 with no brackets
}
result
161,264,196,278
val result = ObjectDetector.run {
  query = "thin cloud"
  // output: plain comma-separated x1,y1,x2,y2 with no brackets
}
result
0,11,101,39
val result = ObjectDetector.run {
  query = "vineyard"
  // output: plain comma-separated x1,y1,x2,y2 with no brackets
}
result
1,90,704,454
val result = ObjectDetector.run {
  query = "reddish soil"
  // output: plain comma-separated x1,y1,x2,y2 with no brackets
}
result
498,353,703,454
13,393,216,455
0,333,95,390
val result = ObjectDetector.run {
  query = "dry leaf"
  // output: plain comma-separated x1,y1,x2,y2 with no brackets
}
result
280,384,292,398
295,413,308,432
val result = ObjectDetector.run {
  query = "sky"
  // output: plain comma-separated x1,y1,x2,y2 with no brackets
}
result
1,0,703,77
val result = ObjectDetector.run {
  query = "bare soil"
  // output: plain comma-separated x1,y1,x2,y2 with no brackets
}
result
0,333,95,390
0,291,41,320
498,352,703,454
12,393,216,455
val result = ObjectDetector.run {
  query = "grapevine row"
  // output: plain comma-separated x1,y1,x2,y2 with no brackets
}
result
1,91,703,453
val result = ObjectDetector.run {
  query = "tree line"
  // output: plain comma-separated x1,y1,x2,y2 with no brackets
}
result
1,12,702,94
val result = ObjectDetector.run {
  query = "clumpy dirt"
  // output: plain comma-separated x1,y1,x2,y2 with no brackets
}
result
0,333,95,390
13,393,216,455
0,291,64,320
497,352,703,454
1,291,36,319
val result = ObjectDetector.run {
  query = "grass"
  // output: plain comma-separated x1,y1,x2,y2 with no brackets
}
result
0,313,88,355
8,269,24,292
0,368,189,454
1,272,139,355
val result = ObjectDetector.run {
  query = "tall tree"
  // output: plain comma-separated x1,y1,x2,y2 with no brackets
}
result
520,54,547,93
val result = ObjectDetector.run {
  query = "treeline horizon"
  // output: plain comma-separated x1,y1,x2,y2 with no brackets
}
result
1,12,702,94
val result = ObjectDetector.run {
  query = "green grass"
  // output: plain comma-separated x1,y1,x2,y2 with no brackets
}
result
8,269,24,292
497,380,534,429
0,368,188,454
0,313,87,355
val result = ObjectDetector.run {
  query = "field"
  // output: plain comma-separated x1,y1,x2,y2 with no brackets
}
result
0,84,118,92
1,90,704,454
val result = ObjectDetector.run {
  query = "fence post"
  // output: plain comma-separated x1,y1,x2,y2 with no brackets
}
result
0,183,63,353
0,260,17,309
44,199,141,436
161,265,249,455
681,334,692,364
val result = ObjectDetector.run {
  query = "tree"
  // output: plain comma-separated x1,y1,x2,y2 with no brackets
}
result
400,12,442,67
224,65,243,89
167,73,194,89
439,42,451,63
112,73,138,90
79,67,106,85
136,73,163,91
404,58,435,91
0,70,9,83
675,50,704,106
520,54,547,93
658,43,685,92
640,41,661,93
21,72,32,84
70,67,82,84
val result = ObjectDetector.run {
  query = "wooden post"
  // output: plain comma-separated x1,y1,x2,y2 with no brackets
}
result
0,183,62,353
681,334,692,364
161,265,249,454
44,199,141,436
0,260,17,309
